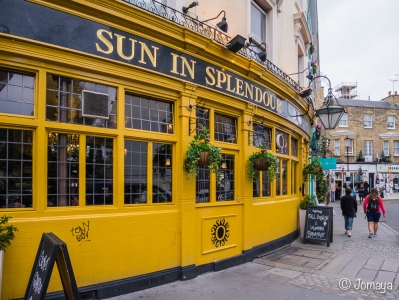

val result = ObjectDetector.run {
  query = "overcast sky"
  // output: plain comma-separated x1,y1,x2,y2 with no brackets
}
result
317,0,399,101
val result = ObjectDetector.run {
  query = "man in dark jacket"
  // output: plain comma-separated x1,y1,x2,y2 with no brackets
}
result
340,188,358,237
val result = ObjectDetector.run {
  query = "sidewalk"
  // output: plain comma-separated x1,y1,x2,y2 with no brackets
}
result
106,202,399,300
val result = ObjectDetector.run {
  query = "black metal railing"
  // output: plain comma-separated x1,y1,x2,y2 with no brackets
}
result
121,0,302,91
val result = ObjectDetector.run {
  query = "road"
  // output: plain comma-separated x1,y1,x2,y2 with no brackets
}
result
383,201,399,233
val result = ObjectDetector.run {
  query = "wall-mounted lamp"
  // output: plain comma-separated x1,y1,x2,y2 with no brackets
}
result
124,148,127,155
203,10,228,33
167,124,173,131
226,34,246,53
165,158,171,166
221,162,227,169
182,1,199,14
245,37,267,62
189,99,207,135
288,67,313,81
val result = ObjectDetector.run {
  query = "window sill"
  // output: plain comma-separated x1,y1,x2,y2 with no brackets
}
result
364,126,373,129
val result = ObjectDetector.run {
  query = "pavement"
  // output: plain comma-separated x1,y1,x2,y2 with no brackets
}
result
106,196,399,300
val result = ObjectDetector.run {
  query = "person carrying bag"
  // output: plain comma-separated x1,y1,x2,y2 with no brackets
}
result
363,188,386,238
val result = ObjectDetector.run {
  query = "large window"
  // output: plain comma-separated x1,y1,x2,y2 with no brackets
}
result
364,114,372,128
364,141,373,157
46,75,117,128
0,69,34,116
86,136,113,205
214,113,237,143
124,141,172,204
345,139,353,156
334,140,340,156
47,133,79,207
251,2,266,43
339,113,348,127
125,95,174,134
388,115,395,129
383,141,389,156
0,129,33,208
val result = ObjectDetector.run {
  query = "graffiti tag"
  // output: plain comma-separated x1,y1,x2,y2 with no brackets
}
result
70,221,90,243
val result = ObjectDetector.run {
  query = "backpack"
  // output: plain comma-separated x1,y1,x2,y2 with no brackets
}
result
367,197,379,212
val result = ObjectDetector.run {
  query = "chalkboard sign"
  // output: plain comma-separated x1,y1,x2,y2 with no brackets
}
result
303,205,333,247
25,233,79,300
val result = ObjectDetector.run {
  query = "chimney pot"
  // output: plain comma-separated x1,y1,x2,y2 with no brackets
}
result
395,91,398,96
389,91,391,96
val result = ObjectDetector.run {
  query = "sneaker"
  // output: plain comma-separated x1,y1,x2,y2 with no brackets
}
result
348,232,351,237
368,232,373,238
373,234,378,237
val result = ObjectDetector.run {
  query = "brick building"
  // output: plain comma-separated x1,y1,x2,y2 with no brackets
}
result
323,92,399,197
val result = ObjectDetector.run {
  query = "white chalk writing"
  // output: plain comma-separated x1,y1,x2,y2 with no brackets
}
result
38,250,50,271
32,271,42,294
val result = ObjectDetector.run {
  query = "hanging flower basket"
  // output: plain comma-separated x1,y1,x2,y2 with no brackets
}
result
183,128,222,179
246,146,278,182
314,167,321,174
253,158,269,171
198,151,210,167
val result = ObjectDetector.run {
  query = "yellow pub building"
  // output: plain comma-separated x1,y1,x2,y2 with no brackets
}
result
0,0,314,298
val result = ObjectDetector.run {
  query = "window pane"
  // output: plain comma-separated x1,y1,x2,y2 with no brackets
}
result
0,69,35,116
125,94,174,134
251,3,265,43
276,159,280,195
253,123,271,149
46,75,117,128
262,170,270,196
282,160,287,195
124,141,148,204
47,133,79,207
276,130,288,155
196,167,210,203
291,138,298,156
0,129,33,208
152,143,172,203
216,154,234,201
86,136,113,205
196,107,210,136
214,113,237,143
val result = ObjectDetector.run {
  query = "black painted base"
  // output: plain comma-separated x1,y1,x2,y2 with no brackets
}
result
40,229,299,300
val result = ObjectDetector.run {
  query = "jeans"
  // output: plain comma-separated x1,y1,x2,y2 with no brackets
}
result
344,216,354,230
330,191,335,202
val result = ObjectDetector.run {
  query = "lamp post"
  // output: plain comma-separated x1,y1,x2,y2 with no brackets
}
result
298,75,347,130
344,136,351,179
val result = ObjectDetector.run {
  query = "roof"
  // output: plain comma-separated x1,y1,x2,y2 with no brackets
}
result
336,98,394,109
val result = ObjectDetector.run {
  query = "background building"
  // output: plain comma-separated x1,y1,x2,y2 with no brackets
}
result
0,0,317,298
322,92,399,197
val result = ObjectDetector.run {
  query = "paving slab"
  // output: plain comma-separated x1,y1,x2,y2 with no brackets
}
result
338,254,369,278
375,270,397,283
364,257,385,270
381,260,399,272
356,268,378,281
322,253,355,274
267,267,303,279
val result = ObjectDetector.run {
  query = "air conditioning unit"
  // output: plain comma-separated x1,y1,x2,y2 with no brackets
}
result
81,90,109,119
364,156,372,162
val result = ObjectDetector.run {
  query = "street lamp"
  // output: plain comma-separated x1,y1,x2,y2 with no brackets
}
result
344,136,351,178
299,75,347,130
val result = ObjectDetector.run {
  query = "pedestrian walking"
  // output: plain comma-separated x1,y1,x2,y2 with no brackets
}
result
340,188,357,237
358,185,364,203
363,187,386,238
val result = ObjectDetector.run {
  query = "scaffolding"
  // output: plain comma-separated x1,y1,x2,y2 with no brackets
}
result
334,82,358,99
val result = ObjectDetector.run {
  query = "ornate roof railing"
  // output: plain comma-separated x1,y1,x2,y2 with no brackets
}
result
122,0,301,91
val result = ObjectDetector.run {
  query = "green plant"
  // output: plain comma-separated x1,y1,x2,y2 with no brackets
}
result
303,157,323,181
316,173,328,203
300,195,316,210
311,60,318,75
246,145,278,182
183,128,222,179
381,150,386,160
309,43,315,55
0,215,18,251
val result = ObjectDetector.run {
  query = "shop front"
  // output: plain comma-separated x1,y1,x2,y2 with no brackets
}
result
0,0,311,298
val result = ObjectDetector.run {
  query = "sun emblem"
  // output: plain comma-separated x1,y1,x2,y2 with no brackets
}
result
211,218,229,247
